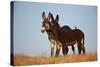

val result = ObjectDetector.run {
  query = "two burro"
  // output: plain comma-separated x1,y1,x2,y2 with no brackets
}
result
41,12,85,56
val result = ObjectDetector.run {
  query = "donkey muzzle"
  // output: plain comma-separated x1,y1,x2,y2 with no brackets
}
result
41,27,46,33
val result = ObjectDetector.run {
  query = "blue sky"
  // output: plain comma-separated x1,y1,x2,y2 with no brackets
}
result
13,1,97,56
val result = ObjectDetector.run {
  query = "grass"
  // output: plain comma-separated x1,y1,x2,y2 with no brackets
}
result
12,52,97,66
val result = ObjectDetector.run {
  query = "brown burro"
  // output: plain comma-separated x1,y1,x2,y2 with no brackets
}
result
41,12,85,56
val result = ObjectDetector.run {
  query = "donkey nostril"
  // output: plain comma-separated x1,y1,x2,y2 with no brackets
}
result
41,30,44,33
41,27,46,33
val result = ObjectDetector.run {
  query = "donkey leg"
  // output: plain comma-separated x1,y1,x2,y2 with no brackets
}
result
65,46,69,55
79,43,85,54
62,45,68,56
71,45,75,54
82,45,85,54
62,45,66,55
55,45,60,56
51,47,54,56
77,45,81,54
50,42,55,56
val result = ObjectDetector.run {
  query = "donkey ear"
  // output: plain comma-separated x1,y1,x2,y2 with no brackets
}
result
42,12,46,20
49,12,52,15
47,12,51,21
48,12,54,21
55,14,59,23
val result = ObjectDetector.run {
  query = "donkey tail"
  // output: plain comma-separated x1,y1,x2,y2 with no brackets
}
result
83,34,84,45
82,33,85,54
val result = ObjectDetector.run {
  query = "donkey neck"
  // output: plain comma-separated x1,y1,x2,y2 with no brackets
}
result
46,30,55,39
53,25,61,34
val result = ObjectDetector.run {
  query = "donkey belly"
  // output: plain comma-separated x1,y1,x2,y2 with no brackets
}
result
59,32,76,46
63,39,76,46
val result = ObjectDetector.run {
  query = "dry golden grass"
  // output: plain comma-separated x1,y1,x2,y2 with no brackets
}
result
12,52,97,66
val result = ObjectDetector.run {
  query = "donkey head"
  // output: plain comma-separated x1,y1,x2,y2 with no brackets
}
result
51,14,59,28
41,12,50,33
41,12,59,33
49,13,60,32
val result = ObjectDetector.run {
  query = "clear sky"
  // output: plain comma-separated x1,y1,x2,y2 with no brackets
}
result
13,1,97,56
